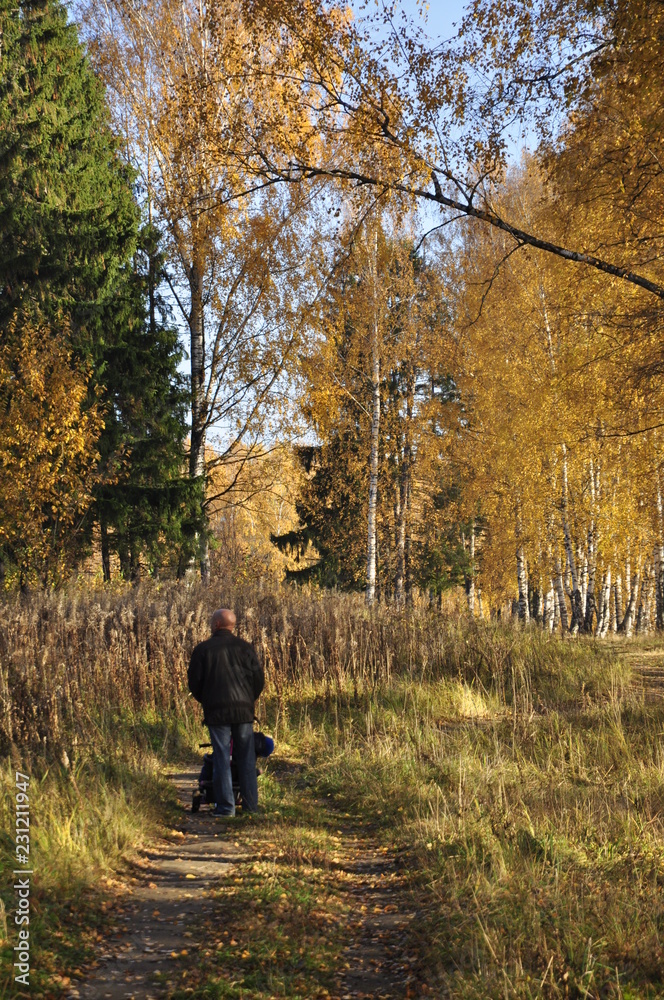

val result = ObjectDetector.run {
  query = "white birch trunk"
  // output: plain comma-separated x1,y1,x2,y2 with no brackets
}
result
637,563,654,635
614,574,623,631
543,581,556,632
598,567,611,638
581,551,588,619
621,567,640,637
516,545,530,623
365,233,381,606
562,445,583,631
553,587,561,630
555,558,569,631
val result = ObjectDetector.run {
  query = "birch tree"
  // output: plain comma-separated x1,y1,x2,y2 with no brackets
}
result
79,0,323,581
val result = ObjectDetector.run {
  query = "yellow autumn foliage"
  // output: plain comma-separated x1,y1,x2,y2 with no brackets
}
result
0,312,103,586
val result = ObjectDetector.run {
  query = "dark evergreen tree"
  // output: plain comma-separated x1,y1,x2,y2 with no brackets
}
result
273,438,369,589
0,0,138,322
0,0,198,580
93,226,201,580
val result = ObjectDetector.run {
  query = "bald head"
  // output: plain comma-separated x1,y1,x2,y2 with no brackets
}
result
211,608,236,633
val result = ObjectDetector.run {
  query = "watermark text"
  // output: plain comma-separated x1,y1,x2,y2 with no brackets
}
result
13,771,31,987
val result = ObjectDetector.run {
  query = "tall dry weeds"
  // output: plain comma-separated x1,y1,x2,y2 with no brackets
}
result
1,578,619,756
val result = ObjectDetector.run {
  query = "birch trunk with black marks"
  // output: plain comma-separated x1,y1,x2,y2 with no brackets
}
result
562,445,583,632
189,257,210,584
596,572,605,635
656,475,664,628
583,462,599,633
516,543,529,623
365,247,381,606
581,551,589,621
636,563,653,635
394,380,413,609
554,558,569,631
620,567,640,637
598,567,611,638
543,581,555,632
610,577,619,633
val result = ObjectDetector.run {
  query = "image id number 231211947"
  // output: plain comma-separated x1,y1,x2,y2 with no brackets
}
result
13,771,31,987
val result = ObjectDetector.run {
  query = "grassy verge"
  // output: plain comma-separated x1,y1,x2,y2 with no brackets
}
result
258,638,664,999
0,709,197,998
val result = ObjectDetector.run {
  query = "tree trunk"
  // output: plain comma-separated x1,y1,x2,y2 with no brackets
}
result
554,558,569,631
365,307,381,605
598,567,611,638
562,445,583,632
516,545,529,623
620,568,640,637
614,574,623,631
100,520,111,582
581,551,588,619
395,392,413,608
464,524,476,614
189,258,210,584
636,563,654,635
583,529,598,633
543,580,555,632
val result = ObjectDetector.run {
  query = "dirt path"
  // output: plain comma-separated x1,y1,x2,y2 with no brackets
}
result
336,836,419,1000
73,766,420,1000
74,770,248,1000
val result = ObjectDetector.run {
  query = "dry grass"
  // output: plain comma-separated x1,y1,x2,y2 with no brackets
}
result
0,578,622,755
2,577,662,998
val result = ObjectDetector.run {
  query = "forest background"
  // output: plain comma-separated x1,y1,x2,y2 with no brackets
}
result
2,0,664,640
4,3,664,998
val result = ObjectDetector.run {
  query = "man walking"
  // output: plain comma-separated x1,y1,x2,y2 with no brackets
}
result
188,608,265,816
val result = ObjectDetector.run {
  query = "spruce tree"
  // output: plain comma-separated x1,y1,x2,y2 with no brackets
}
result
0,0,197,581
0,0,138,321
94,225,201,580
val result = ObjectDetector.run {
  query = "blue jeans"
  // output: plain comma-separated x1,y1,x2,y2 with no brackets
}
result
208,723,258,815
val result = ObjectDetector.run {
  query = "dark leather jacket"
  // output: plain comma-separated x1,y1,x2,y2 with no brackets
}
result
188,630,264,726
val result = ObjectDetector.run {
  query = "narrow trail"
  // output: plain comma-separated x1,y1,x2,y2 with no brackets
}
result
73,764,420,1000
75,770,248,1000
335,839,418,1000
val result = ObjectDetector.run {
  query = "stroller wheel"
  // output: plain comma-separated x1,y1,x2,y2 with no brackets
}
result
192,791,201,813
